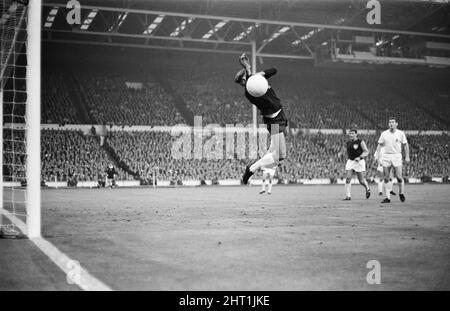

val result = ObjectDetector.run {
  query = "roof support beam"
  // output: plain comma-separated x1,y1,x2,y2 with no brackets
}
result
257,25,282,54
43,39,313,60
291,27,314,56
44,29,251,46
42,3,450,39
43,39,251,55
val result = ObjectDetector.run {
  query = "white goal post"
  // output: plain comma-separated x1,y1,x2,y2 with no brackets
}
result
26,0,41,238
1,0,41,238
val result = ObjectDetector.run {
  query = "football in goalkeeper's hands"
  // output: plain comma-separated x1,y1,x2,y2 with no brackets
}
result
246,74,268,97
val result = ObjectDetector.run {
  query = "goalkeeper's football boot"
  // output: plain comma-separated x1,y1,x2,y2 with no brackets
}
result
390,190,397,196
399,193,406,202
381,198,391,203
242,165,254,185
343,197,351,201
366,188,371,199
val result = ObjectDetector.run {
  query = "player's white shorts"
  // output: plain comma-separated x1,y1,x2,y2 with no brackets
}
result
381,153,402,168
345,159,366,172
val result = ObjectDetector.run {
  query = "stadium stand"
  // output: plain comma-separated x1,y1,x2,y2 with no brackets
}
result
41,73,78,124
73,73,185,126
40,129,132,185
33,54,449,185
104,130,449,183
5,126,447,184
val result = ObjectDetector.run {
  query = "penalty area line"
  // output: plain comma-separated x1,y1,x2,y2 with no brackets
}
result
0,209,112,291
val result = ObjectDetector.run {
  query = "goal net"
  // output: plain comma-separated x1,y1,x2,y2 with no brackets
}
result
1,0,41,238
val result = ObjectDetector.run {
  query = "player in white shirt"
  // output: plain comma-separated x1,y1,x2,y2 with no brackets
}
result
374,117,410,203
375,146,397,196
260,164,277,195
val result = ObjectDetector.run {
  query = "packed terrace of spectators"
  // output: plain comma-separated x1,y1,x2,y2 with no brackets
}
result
4,127,449,184
3,56,448,184
40,129,133,184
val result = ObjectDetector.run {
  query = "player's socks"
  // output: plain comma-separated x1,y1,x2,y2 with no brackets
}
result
377,181,383,195
388,181,394,194
249,153,275,173
345,183,351,198
267,181,272,194
385,181,392,200
242,165,254,185
260,180,266,194
398,179,405,196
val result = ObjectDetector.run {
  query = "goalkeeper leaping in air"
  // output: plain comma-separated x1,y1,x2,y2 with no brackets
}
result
234,53,288,185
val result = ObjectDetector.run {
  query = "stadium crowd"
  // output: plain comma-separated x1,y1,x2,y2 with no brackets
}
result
106,131,246,183
39,62,449,132
41,73,78,124
3,127,449,184
168,74,252,126
6,57,448,185
40,129,133,184
75,74,185,126
165,65,448,130
105,130,449,183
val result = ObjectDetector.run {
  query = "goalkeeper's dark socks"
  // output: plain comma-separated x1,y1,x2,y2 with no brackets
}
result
242,165,254,185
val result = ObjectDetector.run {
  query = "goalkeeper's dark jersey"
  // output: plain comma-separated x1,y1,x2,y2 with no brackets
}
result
105,167,116,179
245,68,283,116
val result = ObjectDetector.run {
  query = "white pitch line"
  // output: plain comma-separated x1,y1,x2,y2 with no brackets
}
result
1,209,112,291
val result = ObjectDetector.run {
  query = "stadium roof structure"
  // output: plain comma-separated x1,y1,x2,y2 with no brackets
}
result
42,0,450,60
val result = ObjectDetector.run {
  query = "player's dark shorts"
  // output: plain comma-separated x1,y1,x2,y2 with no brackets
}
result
263,109,288,134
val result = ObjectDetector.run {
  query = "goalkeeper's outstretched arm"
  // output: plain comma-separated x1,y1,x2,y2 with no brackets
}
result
239,53,252,76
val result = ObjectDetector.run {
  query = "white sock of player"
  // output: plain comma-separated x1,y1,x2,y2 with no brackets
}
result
250,153,275,173
377,181,383,194
267,180,272,193
389,180,394,192
261,180,266,192
385,181,392,199
345,183,351,198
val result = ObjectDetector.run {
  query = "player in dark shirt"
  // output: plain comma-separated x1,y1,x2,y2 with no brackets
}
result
235,53,288,185
105,162,117,189
343,129,371,200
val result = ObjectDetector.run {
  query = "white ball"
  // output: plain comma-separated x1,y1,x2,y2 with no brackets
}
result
246,74,268,97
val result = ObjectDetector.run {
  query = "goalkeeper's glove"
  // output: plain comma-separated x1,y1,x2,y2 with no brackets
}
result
239,53,252,75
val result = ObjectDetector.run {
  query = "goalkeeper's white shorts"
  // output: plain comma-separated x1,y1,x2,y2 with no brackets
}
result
262,167,276,178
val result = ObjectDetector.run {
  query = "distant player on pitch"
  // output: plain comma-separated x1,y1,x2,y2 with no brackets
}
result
260,164,277,195
374,117,410,203
234,53,288,185
343,129,371,200
105,162,117,189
